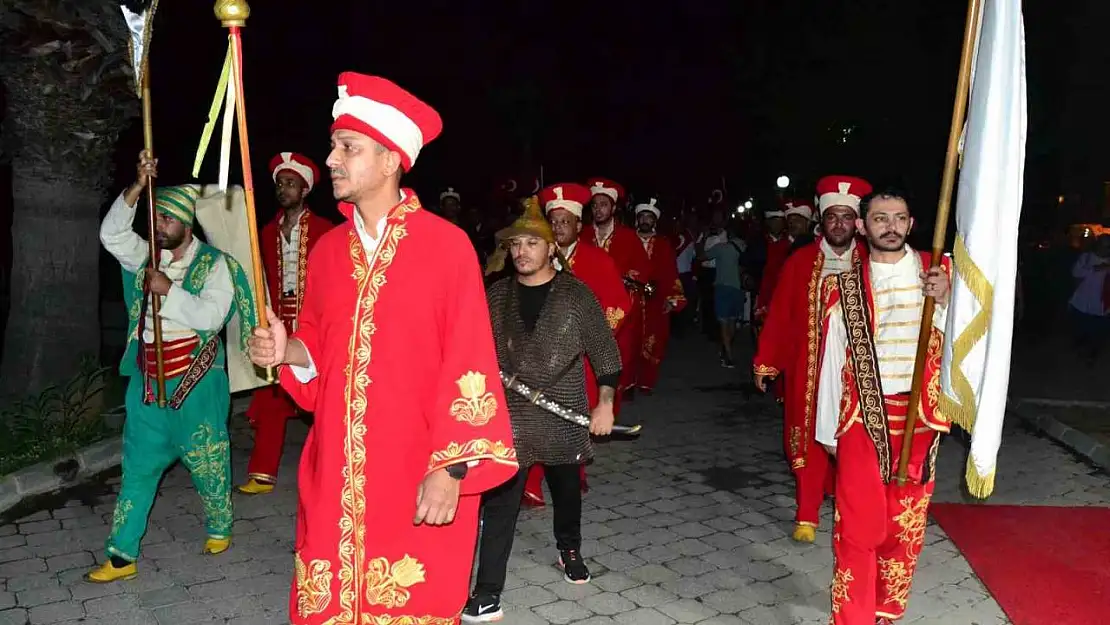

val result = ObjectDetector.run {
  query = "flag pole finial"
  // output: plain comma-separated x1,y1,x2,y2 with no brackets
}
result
215,0,250,27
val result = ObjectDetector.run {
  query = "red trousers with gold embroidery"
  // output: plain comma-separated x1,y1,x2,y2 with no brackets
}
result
617,294,644,392
793,442,835,527
244,384,299,483
830,399,938,624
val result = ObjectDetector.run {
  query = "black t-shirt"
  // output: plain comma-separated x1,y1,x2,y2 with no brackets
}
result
517,279,620,389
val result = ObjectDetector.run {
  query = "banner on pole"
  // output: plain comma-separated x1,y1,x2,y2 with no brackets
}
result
940,0,1027,499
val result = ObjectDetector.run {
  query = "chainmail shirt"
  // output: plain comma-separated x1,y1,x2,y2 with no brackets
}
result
487,271,623,467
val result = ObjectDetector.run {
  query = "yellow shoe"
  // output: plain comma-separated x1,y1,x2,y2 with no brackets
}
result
237,478,274,495
792,524,817,543
84,560,137,583
204,537,231,555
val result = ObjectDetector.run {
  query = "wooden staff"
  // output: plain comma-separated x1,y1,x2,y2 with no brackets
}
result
897,0,983,485
215,0,271,381
142,58,168,407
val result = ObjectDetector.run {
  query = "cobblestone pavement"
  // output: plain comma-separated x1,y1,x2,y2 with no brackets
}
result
1,337,1109,625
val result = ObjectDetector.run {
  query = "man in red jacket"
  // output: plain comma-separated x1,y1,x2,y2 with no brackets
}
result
238,152,334,495
581,177,651,398
752,175,871,542
633,198,686,393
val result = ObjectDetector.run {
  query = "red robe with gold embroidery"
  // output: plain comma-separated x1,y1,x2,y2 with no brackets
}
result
278,191,518,624
636,233,686,391
581,222,652,392
245,207,333,483
752,240,865,528
754,234,792,321
522,240,631,506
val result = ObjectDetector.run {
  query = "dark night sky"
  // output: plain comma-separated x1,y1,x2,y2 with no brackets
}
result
117,0,1110,230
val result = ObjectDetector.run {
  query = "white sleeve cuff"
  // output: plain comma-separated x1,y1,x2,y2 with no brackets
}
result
287,346,318,383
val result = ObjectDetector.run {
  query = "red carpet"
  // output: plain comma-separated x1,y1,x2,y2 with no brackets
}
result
930,504,1110,625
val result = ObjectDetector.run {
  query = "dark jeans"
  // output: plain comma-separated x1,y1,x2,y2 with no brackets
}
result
472,464,583,596
1070,305,1110,360
698,267,718,339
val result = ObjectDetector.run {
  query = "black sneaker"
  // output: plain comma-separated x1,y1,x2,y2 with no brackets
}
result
461,594,503,623
558,549,591,584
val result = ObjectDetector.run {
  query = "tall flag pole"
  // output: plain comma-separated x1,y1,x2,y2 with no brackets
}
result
120,0,167,407
897,0,983,485
940,0,1027,498
193,0,271,381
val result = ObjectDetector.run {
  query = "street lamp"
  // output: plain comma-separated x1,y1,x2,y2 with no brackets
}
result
776,175,790,190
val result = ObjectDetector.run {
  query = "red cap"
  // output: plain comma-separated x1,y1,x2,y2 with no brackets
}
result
586,177,624,203
330,72,443,171
539,183,592,219
269,152,320,192
816,175,872,214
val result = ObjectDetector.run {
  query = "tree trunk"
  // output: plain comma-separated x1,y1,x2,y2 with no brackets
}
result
0,163,102,397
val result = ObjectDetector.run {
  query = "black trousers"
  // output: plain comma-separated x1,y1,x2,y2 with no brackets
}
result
472,464,582,596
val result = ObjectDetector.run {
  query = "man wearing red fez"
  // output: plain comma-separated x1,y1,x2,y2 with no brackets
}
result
633,198,686,393
815,186,951,624
753,175,871,544
516,183,632,509
580,177,652,398
239,152,334,496
247,72,518,625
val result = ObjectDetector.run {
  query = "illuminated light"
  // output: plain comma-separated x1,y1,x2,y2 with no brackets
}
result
776,176,790,189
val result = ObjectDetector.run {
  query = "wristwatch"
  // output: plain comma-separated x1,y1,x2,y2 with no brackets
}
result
444,463,468,480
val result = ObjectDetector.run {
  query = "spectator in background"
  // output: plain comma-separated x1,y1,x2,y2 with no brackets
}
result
1069,234,1110,364
697,223,746,368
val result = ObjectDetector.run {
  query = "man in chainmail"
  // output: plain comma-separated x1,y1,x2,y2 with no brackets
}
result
463,193,622,623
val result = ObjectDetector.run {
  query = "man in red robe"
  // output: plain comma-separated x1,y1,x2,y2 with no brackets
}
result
752,176,872,544
633,198,686,393
815,187,951,624
240,152,334,496
580,177,651,398
753,202,791,325
519,184,632,507
247,72,518,625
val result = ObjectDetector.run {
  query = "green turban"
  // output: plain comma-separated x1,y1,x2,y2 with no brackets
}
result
155,185,201,226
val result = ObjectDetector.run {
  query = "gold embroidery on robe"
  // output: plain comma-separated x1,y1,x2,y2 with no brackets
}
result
361,615,458,625
295,553,334,618
331,196,420,625
449,371,498,427
364,555,426,609
753,363,779,377
894,495,930,553
605,307,625,329
428,439,517,471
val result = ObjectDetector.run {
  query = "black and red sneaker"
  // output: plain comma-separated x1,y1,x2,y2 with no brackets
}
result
558,549,591,584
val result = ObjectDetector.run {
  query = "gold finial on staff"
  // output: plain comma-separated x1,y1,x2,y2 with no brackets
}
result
214,0,250,27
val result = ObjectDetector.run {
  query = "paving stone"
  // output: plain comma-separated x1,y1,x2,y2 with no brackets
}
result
82,592,140,616
532,599,593,624
44,553,93,573
16,584,70,608
27,600,84,624
620,584,677,608
578,591,637,616
0,609,27,625
612,607,677,625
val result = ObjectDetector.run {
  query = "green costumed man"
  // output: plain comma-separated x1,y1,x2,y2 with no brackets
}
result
86,150,257,583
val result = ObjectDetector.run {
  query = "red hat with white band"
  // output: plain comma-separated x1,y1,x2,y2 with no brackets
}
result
587,177,624,203
330,72,443,171
815,175,872,215
270,152,320,192
634,198,661,219
783,198,814,221
539,183,591,219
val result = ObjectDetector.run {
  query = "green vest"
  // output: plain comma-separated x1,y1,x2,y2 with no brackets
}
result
120,240,257,378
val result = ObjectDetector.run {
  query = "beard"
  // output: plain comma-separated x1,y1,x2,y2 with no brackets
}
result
869,231,906,252
637,222,655,234
824,227,856,248
155,231,185,250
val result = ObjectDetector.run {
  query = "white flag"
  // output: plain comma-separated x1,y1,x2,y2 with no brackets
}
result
940,0,1027,499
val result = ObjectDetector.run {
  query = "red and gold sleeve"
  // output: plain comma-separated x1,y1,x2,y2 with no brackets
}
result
592,255,633,335
752,256,801,377
655,240,687,313
278,248,324,411
425,246,519,495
